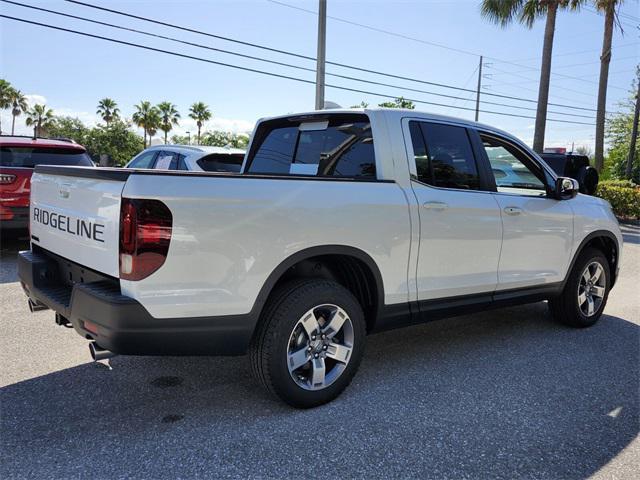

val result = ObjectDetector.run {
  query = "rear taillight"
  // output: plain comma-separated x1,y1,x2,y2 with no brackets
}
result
119,198,172,281
0,174,16,184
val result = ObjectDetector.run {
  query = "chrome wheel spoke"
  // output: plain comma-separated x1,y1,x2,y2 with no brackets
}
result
323,308,348,339
582,270,591,284
591,285,605,299
300,312,320,337
591,264,604,283
288,347,309,372
586,296,595,316
578,291,587,306
326,343,352,364
310,357,326,388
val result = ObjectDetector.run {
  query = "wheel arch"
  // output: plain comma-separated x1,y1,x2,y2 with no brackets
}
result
566,230,620,288
249,245,385,333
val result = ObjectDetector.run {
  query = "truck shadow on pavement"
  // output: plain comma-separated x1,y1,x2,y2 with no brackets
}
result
1,303,638,479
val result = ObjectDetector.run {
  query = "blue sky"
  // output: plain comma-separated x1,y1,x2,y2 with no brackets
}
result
1,0,638,150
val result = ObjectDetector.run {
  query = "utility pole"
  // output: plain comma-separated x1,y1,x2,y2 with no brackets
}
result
315,0,327,110
475,56,483,122
625,77,640,179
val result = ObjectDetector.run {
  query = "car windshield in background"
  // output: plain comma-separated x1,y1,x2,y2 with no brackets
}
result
197,153,245,173
0,147,94,168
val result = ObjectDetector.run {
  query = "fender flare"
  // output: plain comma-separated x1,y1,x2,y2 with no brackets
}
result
248,244,385,321
564,230,620,288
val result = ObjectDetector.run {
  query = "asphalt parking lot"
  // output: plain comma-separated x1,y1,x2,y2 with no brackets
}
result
1,226,638,479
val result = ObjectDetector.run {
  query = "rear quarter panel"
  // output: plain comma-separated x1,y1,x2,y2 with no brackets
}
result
120,175,412,319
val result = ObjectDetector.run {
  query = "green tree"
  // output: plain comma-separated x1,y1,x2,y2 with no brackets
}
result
146,108,161,145
0,79,13,134
157,101,181,144
96,98,120,126
201,130,249,149
46,116,89,143
170,134,190,144
9,89,28,135
605,76,640,182
25,104,54,137
378,97,415,109
481,0,584,153
189,102,212,144
83,119,144,166
594,0,624,173
350,101,369,108
132,101,159,148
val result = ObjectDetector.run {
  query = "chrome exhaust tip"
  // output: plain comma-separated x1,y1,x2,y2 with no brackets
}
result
89,342,116,361
28,298,48,312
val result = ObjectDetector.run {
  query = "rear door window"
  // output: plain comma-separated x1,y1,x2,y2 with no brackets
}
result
197,153,245,172
408,121,480,190
246,114,376,178
153,151,176,170
0,147,94,167
128,151,157,169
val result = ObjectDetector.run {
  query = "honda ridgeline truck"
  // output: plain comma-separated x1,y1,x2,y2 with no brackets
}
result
18,109,622,408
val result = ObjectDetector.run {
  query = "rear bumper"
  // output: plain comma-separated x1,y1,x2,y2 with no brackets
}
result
17,248,255,356
0,206,29,229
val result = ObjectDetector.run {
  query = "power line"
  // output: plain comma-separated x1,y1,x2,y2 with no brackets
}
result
0,14,596,126
0,0,595,119
267,0,629,90
60,0,603,113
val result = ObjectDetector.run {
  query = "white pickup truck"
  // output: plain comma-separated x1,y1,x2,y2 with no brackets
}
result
18,108,622,408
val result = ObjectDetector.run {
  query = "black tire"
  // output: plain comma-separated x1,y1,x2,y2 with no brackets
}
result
549,247,611,328
249,279,366,408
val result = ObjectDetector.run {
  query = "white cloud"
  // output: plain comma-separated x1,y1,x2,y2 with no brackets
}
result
172,116,255,136
24,94,47,106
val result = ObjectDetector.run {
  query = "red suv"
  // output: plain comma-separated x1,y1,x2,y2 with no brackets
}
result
0,136,94,230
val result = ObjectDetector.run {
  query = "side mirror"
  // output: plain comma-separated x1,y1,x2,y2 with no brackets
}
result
555,177,579,200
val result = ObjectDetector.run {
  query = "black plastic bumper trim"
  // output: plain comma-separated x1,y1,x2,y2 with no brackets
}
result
18,249,256,356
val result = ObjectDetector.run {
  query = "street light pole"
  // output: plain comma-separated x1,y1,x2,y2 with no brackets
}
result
315,0,327,110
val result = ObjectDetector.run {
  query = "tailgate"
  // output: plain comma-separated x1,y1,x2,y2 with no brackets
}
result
29,167,127,277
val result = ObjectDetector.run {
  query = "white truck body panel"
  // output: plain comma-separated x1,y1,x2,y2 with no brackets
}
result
120,174,412,318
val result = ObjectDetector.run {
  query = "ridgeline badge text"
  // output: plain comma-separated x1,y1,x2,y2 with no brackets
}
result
33,207,105,243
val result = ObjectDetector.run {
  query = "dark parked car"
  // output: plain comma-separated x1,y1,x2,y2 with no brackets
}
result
541,150,598,195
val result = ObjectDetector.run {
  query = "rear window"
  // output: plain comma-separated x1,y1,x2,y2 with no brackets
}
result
245,114,376,178
0,147,94,168
197,153,245,173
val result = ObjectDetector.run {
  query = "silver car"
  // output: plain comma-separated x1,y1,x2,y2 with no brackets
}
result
125,145,246,173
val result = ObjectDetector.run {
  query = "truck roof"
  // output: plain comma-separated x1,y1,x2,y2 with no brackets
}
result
257,107,517,143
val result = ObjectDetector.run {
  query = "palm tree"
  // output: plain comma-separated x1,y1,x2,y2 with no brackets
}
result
594,0,624,173
96,98,120,126
132,101,159,148
481,0,584,153
146,108,161,146
9,89,28,135
0,79,13,134
189,102,212,144
25,104,54,137
157,101,181,144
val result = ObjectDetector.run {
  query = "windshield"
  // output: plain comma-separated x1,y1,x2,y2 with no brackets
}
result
0,147,94,168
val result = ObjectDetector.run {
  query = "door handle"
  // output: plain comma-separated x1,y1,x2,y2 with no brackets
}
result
423,201,448,211
504,206,522,215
